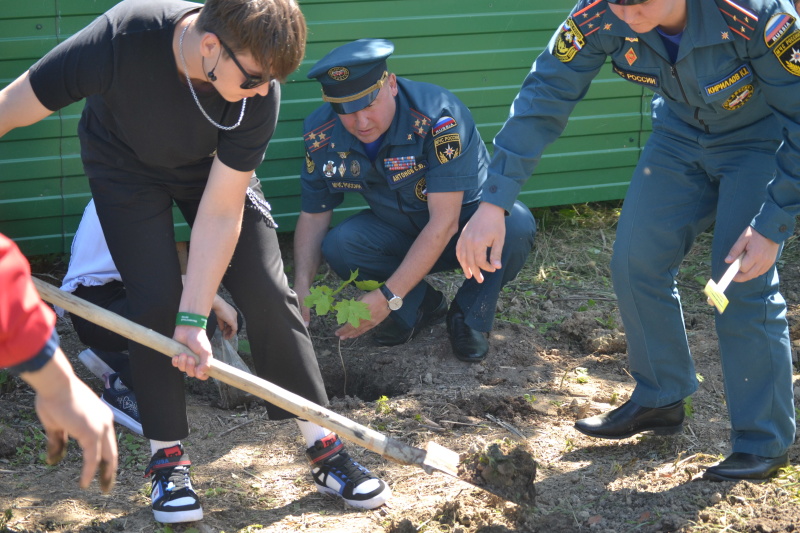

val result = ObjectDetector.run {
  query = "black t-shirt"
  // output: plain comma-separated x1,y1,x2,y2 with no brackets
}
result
28,0,279,180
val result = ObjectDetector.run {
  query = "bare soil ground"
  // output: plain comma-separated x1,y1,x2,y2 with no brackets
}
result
3,203,800,533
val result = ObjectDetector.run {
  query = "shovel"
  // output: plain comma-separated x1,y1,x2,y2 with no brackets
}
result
32,278,460,477
703,253,744,313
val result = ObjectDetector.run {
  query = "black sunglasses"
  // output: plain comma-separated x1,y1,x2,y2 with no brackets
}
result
218,38,268,90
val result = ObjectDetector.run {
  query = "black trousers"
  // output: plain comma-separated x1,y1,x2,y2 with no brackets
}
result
71,281,228,390
88,173,328,440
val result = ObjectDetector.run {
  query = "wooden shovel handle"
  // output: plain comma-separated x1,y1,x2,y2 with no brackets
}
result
32,278,454,474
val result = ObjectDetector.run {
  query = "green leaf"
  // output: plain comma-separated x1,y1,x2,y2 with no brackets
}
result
305,286,334,315
237,339,251,355
355,279,381,291
334,299,372,327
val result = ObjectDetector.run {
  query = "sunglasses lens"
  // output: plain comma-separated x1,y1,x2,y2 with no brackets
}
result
241,78,265,90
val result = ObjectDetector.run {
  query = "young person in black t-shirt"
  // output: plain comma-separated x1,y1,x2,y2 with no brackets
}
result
0,0,390,523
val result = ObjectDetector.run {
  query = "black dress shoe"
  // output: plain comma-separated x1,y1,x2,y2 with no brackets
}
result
446,301,489,363
374,290,447,346
703,452,788,482
574,399,684,439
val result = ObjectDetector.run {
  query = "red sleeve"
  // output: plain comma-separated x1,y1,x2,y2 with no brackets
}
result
0,234,56,367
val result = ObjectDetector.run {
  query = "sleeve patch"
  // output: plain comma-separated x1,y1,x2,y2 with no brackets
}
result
773,31,800,76
434,133,461,164
432,116,457,136
765,13,796,47
553,18,585,63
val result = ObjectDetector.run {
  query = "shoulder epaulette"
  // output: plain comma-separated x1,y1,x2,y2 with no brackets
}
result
409,108,431,138
717,0,759,40
304,119,336,152
572,0,607,38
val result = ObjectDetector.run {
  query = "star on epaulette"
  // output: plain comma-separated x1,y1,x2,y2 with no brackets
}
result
307,132,317,141
312,140,321,149
319,132,327,141
718,0,758,40
409,108,431,138
604,23,612,30
722,31,730,39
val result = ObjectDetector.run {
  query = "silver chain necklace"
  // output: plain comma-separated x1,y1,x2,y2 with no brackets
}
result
179,24,246,131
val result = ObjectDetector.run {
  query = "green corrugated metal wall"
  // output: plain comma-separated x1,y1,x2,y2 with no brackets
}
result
0,0,651,256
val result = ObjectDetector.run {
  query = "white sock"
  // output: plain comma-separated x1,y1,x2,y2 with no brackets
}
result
150,439,181,456
295,419,331,447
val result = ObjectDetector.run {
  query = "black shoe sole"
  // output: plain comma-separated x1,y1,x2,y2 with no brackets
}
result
702,471,776,483
574,423,684,440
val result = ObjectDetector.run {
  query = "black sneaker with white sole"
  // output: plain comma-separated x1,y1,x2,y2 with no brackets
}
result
145,445,203,523
306,434,391,509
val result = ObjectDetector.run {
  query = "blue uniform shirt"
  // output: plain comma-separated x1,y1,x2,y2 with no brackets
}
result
301,77,488,235
486,0,800,244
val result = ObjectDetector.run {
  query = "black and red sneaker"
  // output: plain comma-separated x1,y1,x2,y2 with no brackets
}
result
306,434,391,509
145,445,203,523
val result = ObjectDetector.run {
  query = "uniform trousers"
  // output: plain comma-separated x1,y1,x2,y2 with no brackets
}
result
321,201,536,332
611,126,795,457
89,173,328,441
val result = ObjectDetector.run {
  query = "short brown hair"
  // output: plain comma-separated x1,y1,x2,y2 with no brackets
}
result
197,0,307,83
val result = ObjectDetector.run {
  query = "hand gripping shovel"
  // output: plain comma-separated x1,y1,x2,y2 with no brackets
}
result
33,278,459,477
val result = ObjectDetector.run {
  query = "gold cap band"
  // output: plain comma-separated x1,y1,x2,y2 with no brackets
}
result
322,71,388,104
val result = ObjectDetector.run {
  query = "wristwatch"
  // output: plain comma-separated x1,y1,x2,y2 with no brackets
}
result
379,284,403,311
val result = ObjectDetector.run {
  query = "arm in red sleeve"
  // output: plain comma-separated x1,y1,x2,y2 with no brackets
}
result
0,234,57,368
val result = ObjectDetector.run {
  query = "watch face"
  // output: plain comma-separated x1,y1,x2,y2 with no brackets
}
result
388,296,403,311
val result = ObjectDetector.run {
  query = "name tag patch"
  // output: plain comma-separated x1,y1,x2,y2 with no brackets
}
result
704,65,752,96
389,161,428,184
612,65,659,89
329,180,364,191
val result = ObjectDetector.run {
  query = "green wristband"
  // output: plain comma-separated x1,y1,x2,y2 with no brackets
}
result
176,312,208,329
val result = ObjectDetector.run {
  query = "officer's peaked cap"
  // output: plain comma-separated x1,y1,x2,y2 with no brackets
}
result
307,39,394,114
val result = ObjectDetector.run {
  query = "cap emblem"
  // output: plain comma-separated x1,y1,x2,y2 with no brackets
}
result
328,67,350,81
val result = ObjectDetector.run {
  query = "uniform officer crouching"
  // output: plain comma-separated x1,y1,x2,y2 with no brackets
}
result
293,39,536,362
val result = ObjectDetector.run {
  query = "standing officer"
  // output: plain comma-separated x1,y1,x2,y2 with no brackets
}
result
456,0,800,481
293,39,536,362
